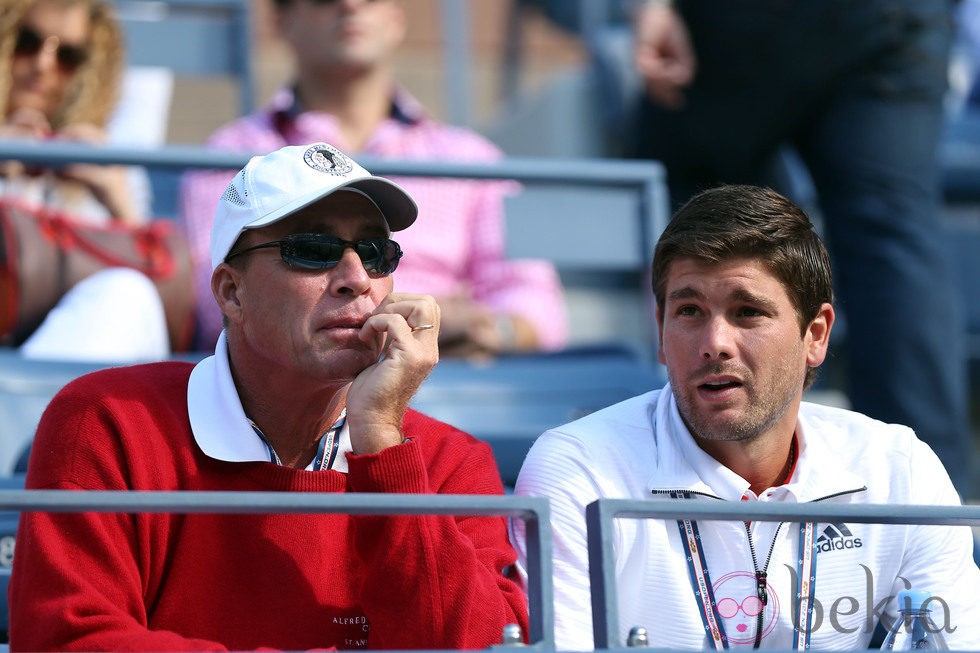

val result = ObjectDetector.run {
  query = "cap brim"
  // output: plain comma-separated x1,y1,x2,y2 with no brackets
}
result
346,177,418,232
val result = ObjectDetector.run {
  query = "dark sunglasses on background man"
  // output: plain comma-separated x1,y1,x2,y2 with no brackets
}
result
306,0,384,4
225,233,403,275
14,25,89,74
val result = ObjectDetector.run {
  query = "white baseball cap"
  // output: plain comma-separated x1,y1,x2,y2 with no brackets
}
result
210,142,418,269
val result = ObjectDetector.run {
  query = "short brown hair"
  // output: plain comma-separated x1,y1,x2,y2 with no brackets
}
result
652,185,834,387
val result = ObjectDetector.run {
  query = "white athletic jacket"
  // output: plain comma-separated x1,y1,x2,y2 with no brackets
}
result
511,386,980,650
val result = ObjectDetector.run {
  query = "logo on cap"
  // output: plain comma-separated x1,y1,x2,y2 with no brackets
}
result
303,143,354,176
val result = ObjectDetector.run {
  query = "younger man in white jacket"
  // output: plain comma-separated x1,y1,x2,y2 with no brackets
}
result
512,184,980,650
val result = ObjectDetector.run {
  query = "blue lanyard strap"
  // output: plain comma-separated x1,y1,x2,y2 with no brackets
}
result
251,409,346,471
671,492,817,650
311,410,346,471
793,521,818,649
676,515,729,649
673,492,729,649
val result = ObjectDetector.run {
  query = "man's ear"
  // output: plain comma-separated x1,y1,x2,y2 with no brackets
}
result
805,302,835,368
212,263,245,326
654,301,667,365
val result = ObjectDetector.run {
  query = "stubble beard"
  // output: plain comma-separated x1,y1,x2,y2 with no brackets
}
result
670,362,801,445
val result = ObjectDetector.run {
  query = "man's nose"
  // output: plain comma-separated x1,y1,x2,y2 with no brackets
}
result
326,247,372,296
701,317,735,360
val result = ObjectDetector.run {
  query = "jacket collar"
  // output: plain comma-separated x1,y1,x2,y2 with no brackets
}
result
646,385,866,502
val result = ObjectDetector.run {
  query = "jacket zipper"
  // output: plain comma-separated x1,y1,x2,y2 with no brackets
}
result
745,520,782,648
651,486,868,648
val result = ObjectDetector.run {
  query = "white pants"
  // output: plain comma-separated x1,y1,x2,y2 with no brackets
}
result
21,268,171,363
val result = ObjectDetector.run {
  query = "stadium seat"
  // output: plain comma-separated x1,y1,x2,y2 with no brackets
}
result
0,473,24,643
112,0,256,218
0,351,111,476
411,348,667,488
114,0,254,116
504,185,659,349
0,344,668,490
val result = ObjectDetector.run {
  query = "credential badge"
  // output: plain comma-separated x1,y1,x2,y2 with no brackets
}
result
303,143,354,176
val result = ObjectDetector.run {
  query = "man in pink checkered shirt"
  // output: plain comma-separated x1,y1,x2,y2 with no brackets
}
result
179,0,568,357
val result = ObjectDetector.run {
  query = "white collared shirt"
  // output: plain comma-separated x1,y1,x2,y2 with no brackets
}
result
186,331,352,472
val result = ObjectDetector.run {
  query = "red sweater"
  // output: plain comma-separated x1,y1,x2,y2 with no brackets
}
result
9,362,528,651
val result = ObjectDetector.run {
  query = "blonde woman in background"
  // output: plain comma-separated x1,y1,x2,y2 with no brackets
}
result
0,0,169,362
0,0,140,222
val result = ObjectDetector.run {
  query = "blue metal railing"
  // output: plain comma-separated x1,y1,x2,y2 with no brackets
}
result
0,490,555,649
0,140,669,270
585,499,980,650
1,483,977,650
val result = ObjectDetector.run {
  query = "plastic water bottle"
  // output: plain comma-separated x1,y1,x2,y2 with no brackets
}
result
500,623,524,646
627,626,650,647
880,589,949,649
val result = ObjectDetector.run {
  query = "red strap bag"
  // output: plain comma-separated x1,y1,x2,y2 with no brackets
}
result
0,199,196,352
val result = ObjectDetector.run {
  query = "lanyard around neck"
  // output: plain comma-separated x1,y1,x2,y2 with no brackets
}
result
671,492,818,650
250,409,346,471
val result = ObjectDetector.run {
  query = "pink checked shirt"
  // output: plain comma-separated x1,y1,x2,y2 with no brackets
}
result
179,87,568,352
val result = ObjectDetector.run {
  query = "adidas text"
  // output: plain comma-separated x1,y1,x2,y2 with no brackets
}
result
817,537,862,552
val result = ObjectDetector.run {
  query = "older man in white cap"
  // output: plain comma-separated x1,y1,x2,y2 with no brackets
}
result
9,142,528,652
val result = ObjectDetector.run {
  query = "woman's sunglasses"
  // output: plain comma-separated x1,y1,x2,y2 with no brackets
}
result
14,25,89,74
225,233,403,275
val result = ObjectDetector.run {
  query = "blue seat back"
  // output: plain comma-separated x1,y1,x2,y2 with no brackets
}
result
0,474,25,642
113,0,254,116
412,349,666,488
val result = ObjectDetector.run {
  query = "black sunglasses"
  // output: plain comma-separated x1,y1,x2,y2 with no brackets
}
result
225,233,403,275
307,0,384,4
14,25,89,74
